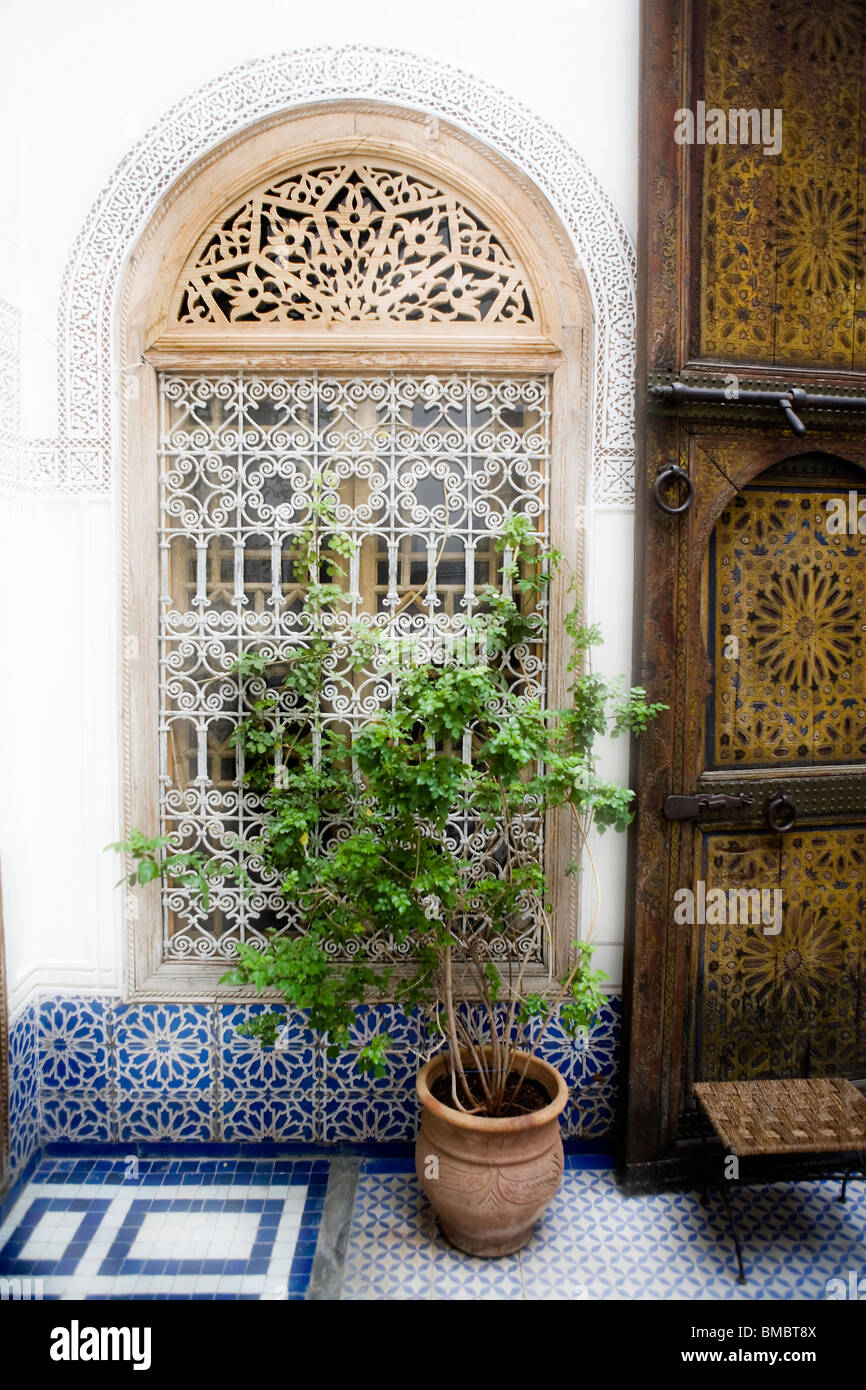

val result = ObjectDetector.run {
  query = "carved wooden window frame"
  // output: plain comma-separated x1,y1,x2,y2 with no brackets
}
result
120,103,592,999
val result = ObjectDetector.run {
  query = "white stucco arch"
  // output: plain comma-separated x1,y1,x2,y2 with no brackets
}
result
7,45,634,503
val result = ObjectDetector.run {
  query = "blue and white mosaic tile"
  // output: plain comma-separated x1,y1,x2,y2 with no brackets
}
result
42,1092,112,1145
321,1008,421,1142
220,1005,316,1090
7,991,623,1150
0,1157,327,1299
114,1005,212,1092
221,1094,318,1144
536,997,621,1138
8,1000,39,1178
40,997,108,1089
341,1158,866,1300
116,1095,213,1144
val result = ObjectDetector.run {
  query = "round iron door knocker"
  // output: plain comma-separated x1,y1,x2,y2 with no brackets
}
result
653,465,694,515
767,791,796,833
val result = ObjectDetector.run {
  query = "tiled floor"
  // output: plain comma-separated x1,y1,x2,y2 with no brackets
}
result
0,1157,327,1299
341,1158,866,1300
2,1152,864,1299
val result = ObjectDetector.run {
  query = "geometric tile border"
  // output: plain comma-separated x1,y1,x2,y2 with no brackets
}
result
7,994,621,1169
0,1156,327,1299
7,1152,860,1302
342,1158,866,1301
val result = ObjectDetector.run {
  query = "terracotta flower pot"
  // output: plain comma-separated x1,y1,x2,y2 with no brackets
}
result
415,1049,568,1257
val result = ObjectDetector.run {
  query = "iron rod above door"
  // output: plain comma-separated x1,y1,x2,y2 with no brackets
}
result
651,381,866,436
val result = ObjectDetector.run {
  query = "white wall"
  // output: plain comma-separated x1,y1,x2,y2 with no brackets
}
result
0,0,640,1009
0,496,120,1012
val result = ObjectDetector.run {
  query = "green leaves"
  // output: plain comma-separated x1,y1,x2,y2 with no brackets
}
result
613,686,669,737
561,672,614,753
479,702,548,782
110,503,665,1089
395,663,502,742
353,720,466,827
559,942,609,1036
219,936,386,1044
472,587,537,654
469,864,544,926
230,651,269,682
544,759,636,833
356,1033,393,1078
484,961,502,1001
234,1011,283,1048
104,830,241,911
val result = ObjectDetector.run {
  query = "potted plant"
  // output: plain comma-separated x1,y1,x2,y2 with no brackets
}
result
112,473,663,1256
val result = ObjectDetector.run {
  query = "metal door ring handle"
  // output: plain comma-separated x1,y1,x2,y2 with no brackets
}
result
653,465,694,515
767,792,796,833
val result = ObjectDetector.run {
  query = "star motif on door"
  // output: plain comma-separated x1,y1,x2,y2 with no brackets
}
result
738,904,844,1013
789,0,863,63
776,185,860,299
748,564,857,690
713,483,866,766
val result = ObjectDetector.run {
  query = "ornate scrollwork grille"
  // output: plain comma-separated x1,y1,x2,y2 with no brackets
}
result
158,372,551,960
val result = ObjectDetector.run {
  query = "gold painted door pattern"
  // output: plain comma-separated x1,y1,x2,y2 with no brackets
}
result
693,456,866,1083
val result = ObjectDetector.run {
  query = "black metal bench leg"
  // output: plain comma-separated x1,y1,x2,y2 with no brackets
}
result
719,1175,747,1285
697,1126,747,1284
838,1151,865,1204
700,1130,709,1205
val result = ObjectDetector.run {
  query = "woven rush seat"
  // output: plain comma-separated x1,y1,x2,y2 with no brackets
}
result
694,1077,866,1157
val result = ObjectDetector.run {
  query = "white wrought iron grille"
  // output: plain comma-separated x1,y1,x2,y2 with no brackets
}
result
158,372,551,960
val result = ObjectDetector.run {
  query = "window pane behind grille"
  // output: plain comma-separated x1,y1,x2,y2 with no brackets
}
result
158,373,551,960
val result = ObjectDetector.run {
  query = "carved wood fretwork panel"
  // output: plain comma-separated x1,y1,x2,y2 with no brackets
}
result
174,162,536,328
696,0,866,367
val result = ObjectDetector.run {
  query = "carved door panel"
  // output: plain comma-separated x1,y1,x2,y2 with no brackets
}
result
688,455,866,1094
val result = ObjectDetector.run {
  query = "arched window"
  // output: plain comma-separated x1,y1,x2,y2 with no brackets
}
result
122,106,591,997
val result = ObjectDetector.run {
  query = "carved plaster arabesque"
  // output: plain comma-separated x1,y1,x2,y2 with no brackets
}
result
2,46,635,505
0,302,58,490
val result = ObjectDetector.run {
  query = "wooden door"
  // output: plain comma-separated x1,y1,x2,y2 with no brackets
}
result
623,0,866,1187
691,452,866,1087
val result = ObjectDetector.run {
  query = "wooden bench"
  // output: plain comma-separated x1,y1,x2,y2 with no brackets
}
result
693,1078,866,1283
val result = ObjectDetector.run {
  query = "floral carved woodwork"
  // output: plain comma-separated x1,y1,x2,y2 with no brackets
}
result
697,829,866,1081
697,0,866,366
175,163,536,327
711,481,866,767
696,467,866,1087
